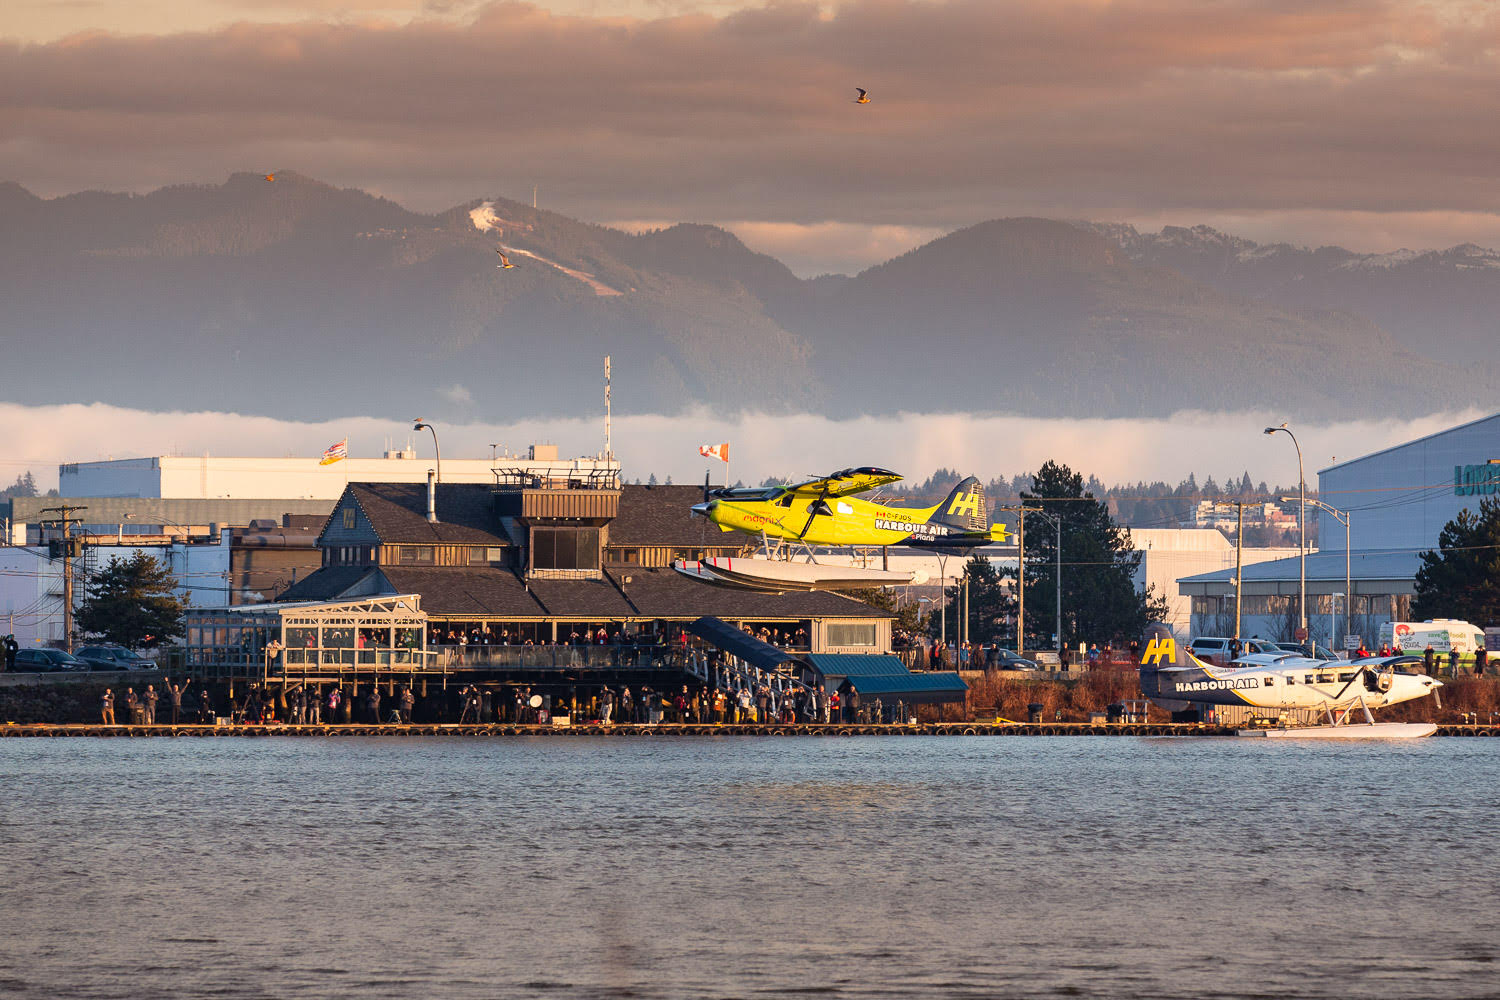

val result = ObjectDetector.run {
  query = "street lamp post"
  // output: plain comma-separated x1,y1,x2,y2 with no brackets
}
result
1286,497,1351,647
413,419,442,483
935,553,949,648
1264,423,1306,636
917,597,936,665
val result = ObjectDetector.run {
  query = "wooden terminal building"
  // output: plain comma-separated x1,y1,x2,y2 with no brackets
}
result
182,471,918,700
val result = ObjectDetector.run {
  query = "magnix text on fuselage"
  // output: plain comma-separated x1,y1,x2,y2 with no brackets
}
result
674,467,1011,593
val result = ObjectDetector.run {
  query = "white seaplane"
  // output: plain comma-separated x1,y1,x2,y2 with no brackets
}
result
1138,624,1442,739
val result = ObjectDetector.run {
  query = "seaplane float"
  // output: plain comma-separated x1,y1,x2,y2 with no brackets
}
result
1138,623,1443,739
673,467,1011,594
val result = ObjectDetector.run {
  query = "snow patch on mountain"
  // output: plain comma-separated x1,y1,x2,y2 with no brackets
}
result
469,201,500,232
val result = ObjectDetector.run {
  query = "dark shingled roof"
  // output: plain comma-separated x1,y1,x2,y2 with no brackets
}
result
349,483,510,545
609,484,730,547
273,565,377,603
612,567,890,620
377,567,545,617
526,577,636,617
269,564,893,623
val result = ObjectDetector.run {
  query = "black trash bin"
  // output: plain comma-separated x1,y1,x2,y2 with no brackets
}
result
1027,703,1044,724
1106,702,1124,724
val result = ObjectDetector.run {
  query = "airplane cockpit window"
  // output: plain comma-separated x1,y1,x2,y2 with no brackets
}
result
718,487,786,502
1305,674,1316,684
775,493,795,507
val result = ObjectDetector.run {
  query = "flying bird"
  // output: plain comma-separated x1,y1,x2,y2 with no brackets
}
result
496,249,515,269
854,88,870,104
264,173,275,182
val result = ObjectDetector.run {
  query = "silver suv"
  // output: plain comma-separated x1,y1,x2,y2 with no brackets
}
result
1188,637,1280,666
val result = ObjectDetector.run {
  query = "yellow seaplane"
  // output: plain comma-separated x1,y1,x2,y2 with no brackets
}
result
674,467,1011,593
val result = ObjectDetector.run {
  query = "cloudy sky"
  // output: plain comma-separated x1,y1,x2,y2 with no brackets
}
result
3,0,1496,486
5,0,1500,273
1,401,1485,494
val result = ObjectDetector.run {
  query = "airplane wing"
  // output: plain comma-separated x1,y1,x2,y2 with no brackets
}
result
785,467,903,498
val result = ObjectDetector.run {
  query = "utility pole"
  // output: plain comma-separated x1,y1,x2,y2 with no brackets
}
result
963,573,970,649
1016,513,1024,655
999,504,1042,655
1028,510,1064,656
1214,501,1249,641
40,505,88,654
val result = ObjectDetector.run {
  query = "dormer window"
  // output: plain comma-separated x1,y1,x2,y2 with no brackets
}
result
532,527,600,570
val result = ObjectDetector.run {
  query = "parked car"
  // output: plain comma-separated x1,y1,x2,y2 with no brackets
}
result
1187,636,1280,666
75,645,157,671
1273,641,1344,661
990,648,1039,670
13,648,90,672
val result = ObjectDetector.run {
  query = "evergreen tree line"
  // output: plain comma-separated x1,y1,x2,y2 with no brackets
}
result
0,470,60,500
937,461,1171,650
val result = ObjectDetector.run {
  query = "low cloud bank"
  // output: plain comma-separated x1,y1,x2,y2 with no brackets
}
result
5,403,1484,493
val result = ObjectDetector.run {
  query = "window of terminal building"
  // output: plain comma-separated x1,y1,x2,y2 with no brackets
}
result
532,527,600,570
400,546,435,565
342,508,356,530
468,546,505,565
827,622,877,647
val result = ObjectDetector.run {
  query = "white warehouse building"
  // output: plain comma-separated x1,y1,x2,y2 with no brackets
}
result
59,445,618,500
1180,411,1500,646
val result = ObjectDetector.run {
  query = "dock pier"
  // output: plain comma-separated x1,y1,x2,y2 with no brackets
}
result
2,721,1495,738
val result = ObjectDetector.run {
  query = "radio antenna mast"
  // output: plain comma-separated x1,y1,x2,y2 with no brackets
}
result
604,355,613,460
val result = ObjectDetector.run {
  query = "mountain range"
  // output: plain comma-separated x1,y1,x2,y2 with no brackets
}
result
2,171,1495,422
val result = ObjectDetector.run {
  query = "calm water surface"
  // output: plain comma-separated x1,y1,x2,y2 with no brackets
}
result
2,736,1498,1000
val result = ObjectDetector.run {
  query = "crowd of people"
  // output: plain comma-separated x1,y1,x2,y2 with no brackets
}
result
427,622,811,651
95,677,912,726
894,630,1138,671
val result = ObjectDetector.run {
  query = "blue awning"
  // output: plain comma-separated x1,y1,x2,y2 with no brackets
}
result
804,653,968,704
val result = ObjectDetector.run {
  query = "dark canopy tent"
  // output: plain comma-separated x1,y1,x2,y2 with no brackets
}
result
804,653,968,705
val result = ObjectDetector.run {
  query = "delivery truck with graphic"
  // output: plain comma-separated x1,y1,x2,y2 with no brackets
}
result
1378,619,1486,654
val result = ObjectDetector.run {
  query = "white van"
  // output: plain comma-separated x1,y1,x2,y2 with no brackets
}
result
1378,619,1485,654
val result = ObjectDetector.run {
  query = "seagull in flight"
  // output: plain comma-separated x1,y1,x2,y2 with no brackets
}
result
854,88,870,104
496,249,515,269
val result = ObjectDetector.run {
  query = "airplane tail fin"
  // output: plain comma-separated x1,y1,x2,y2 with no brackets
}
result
928,476,989,533
1138,622,1186,699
